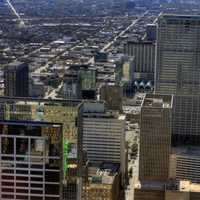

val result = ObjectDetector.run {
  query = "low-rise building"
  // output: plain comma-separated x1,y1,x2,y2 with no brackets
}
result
85,163,120,200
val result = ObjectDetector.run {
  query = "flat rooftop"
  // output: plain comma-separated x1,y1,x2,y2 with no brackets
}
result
179,181,200,192
134,180,165,191
5,61,27,71
142,94,173,108
159,14,200,22
135,180,200,193
172,146,200,157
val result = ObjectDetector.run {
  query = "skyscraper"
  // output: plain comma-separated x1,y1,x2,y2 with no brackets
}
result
155,14,200,136
155,13,200,184
135,13,200,200
139,94,173,181
0,120,63,200
79,101,126,177
4,61,29,97
155,14,200,95
124,41,155,82
0,97,81,200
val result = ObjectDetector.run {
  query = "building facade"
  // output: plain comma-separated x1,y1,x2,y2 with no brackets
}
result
169,148,200,183
139,94,173,181
100,84,123,111
0,97,81,200
124,41,155,82
155,14,200,95
0,120,63,200
80,102,126,176
4,61,29,97
155,14,200,145
85,163,120,200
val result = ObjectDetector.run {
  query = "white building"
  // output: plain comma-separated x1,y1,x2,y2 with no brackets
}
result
81,102,126,175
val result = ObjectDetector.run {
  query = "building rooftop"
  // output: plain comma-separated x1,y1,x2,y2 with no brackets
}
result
127,40,155,45
135,180,200,193
159,14,200,21
178,181,200,192
134,180,166,191
5,61,27,71
172,146,200,157
142,94,173,109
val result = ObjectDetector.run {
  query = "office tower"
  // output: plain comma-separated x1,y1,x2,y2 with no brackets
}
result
139,94,173,181
172,95,200,137
0,120,63,200
155,14,200,135
124,41,155,82
155,15,200,141
155,14,200,95
169,148,200,183
0,97,82,200
78,69,96,100
100,84,123,111
4,61,29,97
79,101,126,177
135,14,200,200
63,72,80,99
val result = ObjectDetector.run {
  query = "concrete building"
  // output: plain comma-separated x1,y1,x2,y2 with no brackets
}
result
155,15,200,136
63,72,80,100
139,94,173,181
85,162,120,200
169,147,200,183
29,78,46,98
172,95,200,137
78,69,96,100
121,56,134,83
0,97,82,200
4,61,29,97
155,15,200,181
134,180,200,200
0,120,63,200
155,14,200,95
124,41,155,82
154,14,200,138
80,101,126,176
100,84,123,112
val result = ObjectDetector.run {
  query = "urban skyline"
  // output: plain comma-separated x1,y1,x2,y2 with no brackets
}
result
1,0,200,199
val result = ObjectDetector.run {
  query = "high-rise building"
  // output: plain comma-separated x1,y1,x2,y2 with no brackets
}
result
169,147,200,183
139,94,173,181
155,14,200,95
4,61,29,97
135,14,200,200
172,95,200,138
0,97,82,200
63,72,80,100
0,120,63,200
78,69,96,100
79,101,126,177
124,41,155,82
155,14,200,138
